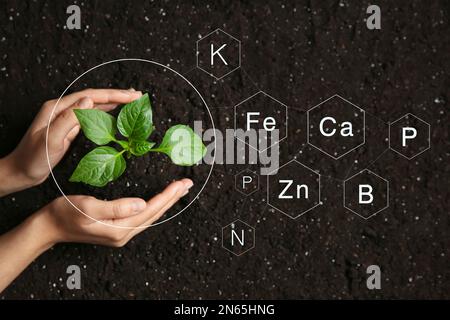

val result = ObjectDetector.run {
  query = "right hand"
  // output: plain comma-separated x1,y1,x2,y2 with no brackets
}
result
34,179,193,248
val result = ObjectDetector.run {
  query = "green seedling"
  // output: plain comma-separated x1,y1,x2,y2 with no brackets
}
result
69,93,206,187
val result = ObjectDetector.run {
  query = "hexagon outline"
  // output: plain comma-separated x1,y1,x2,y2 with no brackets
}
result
221,219,255,256
234,90,289,153
196,28,241,80
234,168,260,196
266,159,321,219
388,113,431,160
343,169,389,220
307,94,366,160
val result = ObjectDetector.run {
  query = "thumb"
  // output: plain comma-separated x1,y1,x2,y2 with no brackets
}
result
49,97,93,145
93,197,148,220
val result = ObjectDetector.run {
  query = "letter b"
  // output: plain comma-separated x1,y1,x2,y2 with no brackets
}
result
359,184,373,204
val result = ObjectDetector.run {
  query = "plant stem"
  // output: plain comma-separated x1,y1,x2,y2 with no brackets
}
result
112,138,129,151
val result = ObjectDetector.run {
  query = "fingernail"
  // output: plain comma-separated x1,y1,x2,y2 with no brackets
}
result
121,89,142,96
181,189,189,197
78,97,92,109
184,180,194,190
120,89,133,95
128,87,136,91
132,200,146,212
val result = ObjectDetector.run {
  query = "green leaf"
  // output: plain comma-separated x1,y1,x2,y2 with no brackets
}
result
73,109,117,145
155,124,206,166
117,93,153,141
69,146,126,187
130,140,156,156
115,140,130,150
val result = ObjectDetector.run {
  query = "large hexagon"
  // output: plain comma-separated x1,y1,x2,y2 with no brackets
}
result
343,169,389,220
267,160,321,219
307,94,365,159
234,91,288,152
196,28,241,80
388,113,430,160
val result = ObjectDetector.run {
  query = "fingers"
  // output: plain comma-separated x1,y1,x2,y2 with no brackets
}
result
144,179,193,226
146,179,192,214
58,88,142,111
113,179,193,228
48,93,136,151
89,197,148,220
33,89,142,130
125,192,185,239
48,97,93,149
70,179,192,248
65,125,80,144
94,103,119,112
122,184,192,241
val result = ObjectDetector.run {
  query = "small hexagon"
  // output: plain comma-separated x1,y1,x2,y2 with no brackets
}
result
235,169,259,196
267,160,321,219
234,91,288,152
222,219,255,256
196,28,241,80
389,113,430,160
307,94,365,160
343,169,389,220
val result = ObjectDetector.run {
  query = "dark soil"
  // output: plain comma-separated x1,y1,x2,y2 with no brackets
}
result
0,0,449,299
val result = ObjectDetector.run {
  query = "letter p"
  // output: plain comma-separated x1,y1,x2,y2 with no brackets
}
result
402,127,417,147
242,175,252,189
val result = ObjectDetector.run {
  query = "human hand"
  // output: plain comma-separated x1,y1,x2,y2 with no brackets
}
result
34,178,193,248
0,88,143,196
0,178,192,292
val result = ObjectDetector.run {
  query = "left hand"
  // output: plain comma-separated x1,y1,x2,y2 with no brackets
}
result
0,88,142,196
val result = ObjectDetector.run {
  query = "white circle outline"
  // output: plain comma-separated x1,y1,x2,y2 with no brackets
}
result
45,58,216,229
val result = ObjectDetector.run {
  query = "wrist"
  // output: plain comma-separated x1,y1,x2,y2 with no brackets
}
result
24,208,59,252
0,154,36,197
